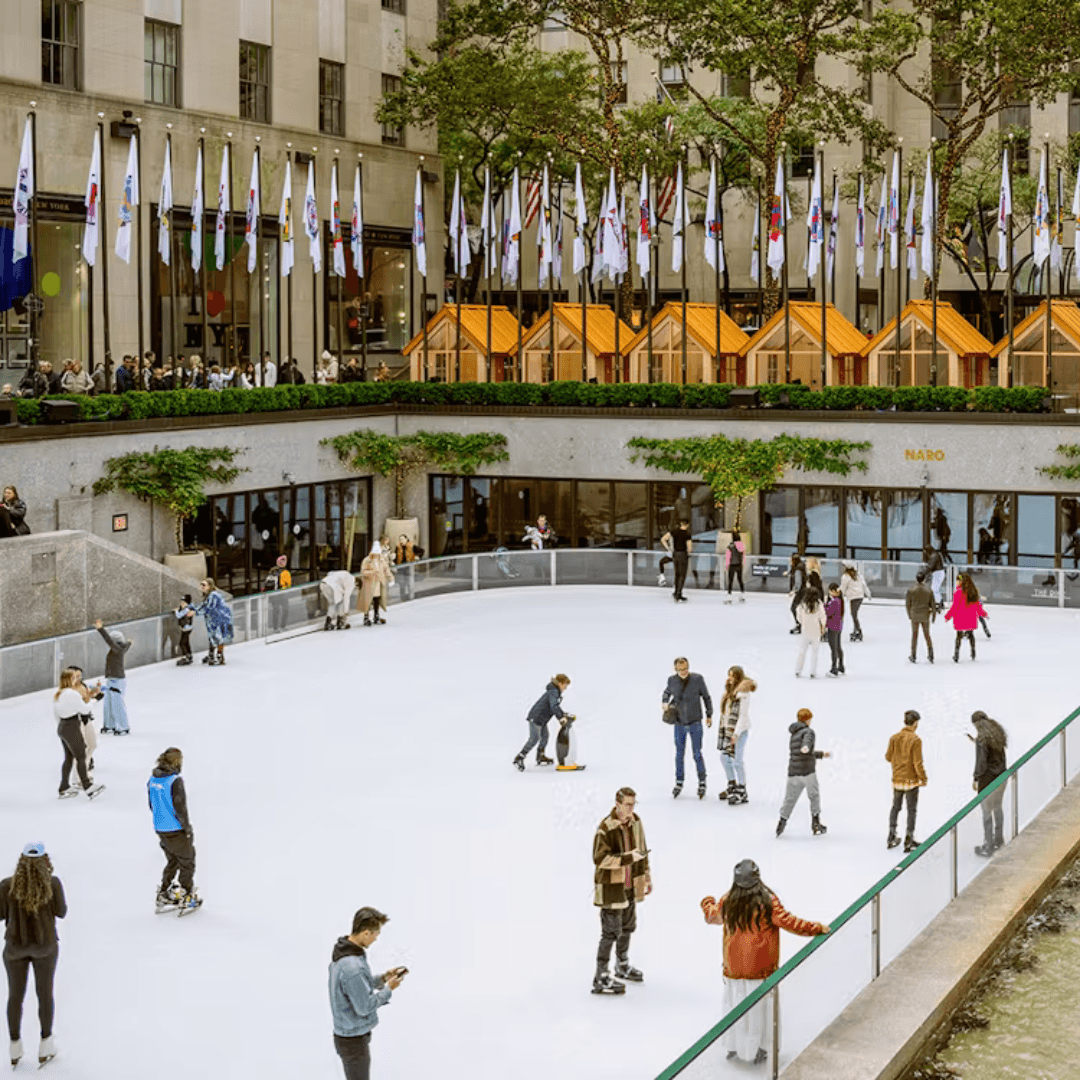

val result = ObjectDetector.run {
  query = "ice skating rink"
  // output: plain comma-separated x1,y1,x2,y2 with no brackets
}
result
1,585,1077,1080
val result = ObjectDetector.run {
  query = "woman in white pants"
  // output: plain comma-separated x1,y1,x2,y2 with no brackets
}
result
794,588,827,678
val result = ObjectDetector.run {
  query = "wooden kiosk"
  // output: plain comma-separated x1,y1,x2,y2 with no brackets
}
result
991,299,1080,406
519,303,635,383
623,303,750,384
403,304,521,382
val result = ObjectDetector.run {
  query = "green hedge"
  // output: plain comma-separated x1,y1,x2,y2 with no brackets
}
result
10,381,1051,425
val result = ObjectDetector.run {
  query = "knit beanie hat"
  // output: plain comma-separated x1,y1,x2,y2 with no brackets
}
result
733,859,761,889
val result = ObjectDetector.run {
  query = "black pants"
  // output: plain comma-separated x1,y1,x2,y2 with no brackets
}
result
178,630,192,658
4,944,57,1041
955,630,975,657
596,898,636,968
158,830,196,892
889,787,919,837
673,553,689,598
57,718,90,793
726,565,744,595
849,598,863,635
827,629,845,673
334,1032,372,1080
910,620,932,658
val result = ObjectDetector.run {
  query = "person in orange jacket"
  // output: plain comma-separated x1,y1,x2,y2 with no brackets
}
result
701,860,830,1067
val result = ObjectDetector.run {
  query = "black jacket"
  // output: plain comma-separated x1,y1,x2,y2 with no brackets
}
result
787,722,825,777
0,875,66,948
526,682,566,724
974,741,1007,791
2,499,29,535
663,673,713,725
97,625,132,678
925,550,944,573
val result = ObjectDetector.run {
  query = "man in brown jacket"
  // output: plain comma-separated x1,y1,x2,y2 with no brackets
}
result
906,571,936,664
886,710,928,853
591,787,652,994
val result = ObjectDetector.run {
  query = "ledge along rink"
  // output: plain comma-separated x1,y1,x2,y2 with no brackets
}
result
1,585,1076,1080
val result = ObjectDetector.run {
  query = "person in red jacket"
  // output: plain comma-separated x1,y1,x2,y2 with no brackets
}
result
701,860,830,1067
943,573,988,662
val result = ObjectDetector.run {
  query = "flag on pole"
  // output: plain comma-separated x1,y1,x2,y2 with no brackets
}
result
572,163,587,276
1051,169,1064,273
245,149,261,274
996,146,1011,272
855,174,866,277
157,139,173,266
766,157,788,275
82,130,101,267
481,167,495,278
750,191,761,282
875,170,888,275
278,157,294,278
524,174,541,230
920,154,934,277
826,183,840,282
671,160,686,273
657,169,677,222
116,135,140,265
806,158,824,277
1033,146,1050,268
618,193,629,280
636,163,652,279
554,185,563,284
538,165,553,286
887,151,899,270
1072,161,1080,285
601,168,620,281
305,160,322,273
351,164,364,278
330,162,345,278
905,174,918,280
704,158,725,272
591,207,605,285
502,167,521,285
214,144,230,272
191,144,205,274
13,118,33,265
449,168,469,278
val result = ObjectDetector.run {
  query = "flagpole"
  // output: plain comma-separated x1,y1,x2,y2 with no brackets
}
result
930,143,938,387
1006,135,1014,388
756,177,763,329
419,157,429,381
782,142,791,383
680,145,688,384
334,154,346,384
167,128,179,373
806,169,812,299
200,132,209,380
1045,135,1053,395
615,175,622,386
819,147,827,389
877,164,885,333
548,174,557,383
904,167,913,309
830,169,837,305
515,162,523,382
256,139,265,381
580,199,588,384
714,153,722,383
224,135,236,376
311,149,318,382
854,170,861,335
1057,165,1065,299
27,106,40,371
285,145,294,381
645,159,654,383
485,181,493,384
894,139,903,388
499,183,508,382
97,115,113,388
359,155,368,379
135,118,145,374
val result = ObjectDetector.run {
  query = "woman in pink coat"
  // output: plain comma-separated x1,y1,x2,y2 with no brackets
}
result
724,530,747,603
944,573,988,662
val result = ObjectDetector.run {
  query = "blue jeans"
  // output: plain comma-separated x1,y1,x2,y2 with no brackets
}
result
519,720,550,758
674,722,706,783
103,677,128,733
720,731,749,786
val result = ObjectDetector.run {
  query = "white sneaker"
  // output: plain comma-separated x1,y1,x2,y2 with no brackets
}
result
38,1036,55,1066
9,1039,22,1067
656,574,665,586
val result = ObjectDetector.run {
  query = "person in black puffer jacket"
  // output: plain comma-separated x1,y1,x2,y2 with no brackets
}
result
971,711,1008,857
0,487,29,538
776,708,831,838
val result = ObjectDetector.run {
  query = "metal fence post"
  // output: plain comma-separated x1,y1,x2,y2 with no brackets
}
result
627,550,633,587
1060,569,1066,609
1011,771,1020,839
771,984,781,1079
53,639,61,687
1061,728,1068,788
871,893,881,979
550,549,557,585
472,554,479,591
949,825,958,900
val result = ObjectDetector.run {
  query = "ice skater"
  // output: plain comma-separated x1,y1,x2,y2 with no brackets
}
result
591,787,651,995
923,545,946,612
786,554,807,634
906,571,936,664
840,564,870,641
53,669,105,800
885,710,927,852
663,657,713,798
723,530,746,603
93,619,132,734
660,518,692,602
359,540,394,626
67,667,102,781
824,583,846,677
1,843,64,1070
263,555,291,633
513,675,571,771
944,573,988,662
196,578,233,665
320,570,357,631
776,708,830,837
717,666,757,805
794,587,826,678
701,860,830,1066
148,748,201,915
971,711,1008,857
175,594,195,665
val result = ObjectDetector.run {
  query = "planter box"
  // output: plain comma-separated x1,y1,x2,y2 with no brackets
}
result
164,551,207,583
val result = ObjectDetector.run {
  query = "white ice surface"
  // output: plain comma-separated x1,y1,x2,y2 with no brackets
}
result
1,586,1078,1080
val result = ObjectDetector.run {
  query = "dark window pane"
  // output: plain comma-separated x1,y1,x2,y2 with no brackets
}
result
845,490,883,560
975,494,1010,565
886,490,923,561
467,479,496,551
761,488,800,557
152,65,164,104
613,483,647,549
802,488,840,559
144,23,153,60
42,42,52,83
42,0,55,43
65,1,78,44
929,491,968,564
575,481,611,547
164,68,175,106
166,28,177,65
145,64,153,101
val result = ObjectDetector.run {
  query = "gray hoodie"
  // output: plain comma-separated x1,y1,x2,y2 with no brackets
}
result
97,625,132,678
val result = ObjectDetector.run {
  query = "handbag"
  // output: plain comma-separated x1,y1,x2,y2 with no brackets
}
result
662,676,688,726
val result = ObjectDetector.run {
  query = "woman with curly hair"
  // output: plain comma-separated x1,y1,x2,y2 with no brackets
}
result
53,668,104,799
944,572,988,662
0,843,66,1069
702,860,830,1067
971,711,1009,857
717,666,757,805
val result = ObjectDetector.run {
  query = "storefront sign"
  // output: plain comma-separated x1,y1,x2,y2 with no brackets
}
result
904,449,945,461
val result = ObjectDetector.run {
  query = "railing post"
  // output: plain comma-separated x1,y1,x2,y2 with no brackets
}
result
1011,771,1020,839
1060,568,1066,609
472,554,479,591
949,825,958,900
627,549,633,586
771,984,781,1080
1061,728,1068,788
871,893,881,979
53,639,61,686
550,549,557,585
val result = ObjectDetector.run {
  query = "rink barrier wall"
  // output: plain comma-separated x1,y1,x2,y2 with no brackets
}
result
0,550,1074,700
654,703,1080,1080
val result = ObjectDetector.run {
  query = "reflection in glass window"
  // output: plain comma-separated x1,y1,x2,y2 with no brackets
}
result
886,490,923,560
343,481,370,572
467,479,497,551
328,243,410,359
652,482,714,543
761,488,800,557
845,490,883,560
501,480,571,549
802,488,840,558
284,486,311,583
250,490,281,576
431,476,465,557
974,494,1010,565
1016,494,1055,567
576,481,611,546
613,483,648,549
212,494,248,594
929,491,967,564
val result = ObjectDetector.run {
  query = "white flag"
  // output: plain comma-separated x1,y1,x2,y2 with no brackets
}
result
191,143,204,274
1033,146,1050,269
572,163,587,276
1072,162,1080,286
636,164,652,279
158,139,173,266
855,174,865,278
214,143,230,272
330,161,345,278
887,151,899,270
115,134,140,265
245,148,261,275
82,130,101,267
305,160,321,273
538,165,553,286
671,160,686,273
502,167,521,285
352,164,364,278
278,157,294,278
481,167,495,278
591,209,605,285
553,189,563,284
1051,170,1064,273
750,191,760,282
704,158,725,272
905,174,918,280
826,182,839,282
920,153,934,276
766,157,788,276
13,118,33,265
602,168,621,282
448,169,468,278
618,193,629,279
875,170,888,276
806,158,824,278
997,146,1012,272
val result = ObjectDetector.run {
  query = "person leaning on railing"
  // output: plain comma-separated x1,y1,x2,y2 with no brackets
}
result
971,711,1008,858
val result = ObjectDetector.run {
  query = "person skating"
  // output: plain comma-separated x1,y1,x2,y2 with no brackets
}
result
944,572,988,662
513,675,571,770
93,619,132,734
840,564,871,641
794,587,827,678
663,658,713,798
906,571,936,664
263,555,292,634
717,666,757,805
885,711,927,852
1,843,65,1070
660,518,692,602
67,667,102,782
320,570,357,631
701,860,830,1066
724,531,747,603
147,748,201,915
53,669,105,800
776,709,830,837
592,787,651,994
786,554,807,634
329,907,406,1080
924,546,946,612
971,711,1008,857
195,578,233,665
174,594,195,666
824,583,846,677
359,540,394,626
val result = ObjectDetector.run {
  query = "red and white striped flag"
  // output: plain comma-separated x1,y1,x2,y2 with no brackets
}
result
524,174,541,230
656,169,677,222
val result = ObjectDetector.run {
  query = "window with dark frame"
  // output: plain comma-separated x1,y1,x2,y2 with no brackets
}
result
383,0,406,12
42,0,80,90
145,19,180,107
319,59,344,136
239,40,271,123
381,74,404,146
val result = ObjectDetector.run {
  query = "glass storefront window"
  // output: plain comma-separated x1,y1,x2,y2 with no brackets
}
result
1060,496,1080,571
431,476,465,557
576,481,611,547
929,491,968,565
973,494,1011,565
886,489,923,561
802,487,841,558
212,494,248,593
250,490,282,579
315,485,344,575
613,483,648,549
326,239,410,361
283,485,312,583
845,490,884,560
652,482,714,544
501,480,572,549
1016,494,1055,567
467,479,497,551
761,487,800,556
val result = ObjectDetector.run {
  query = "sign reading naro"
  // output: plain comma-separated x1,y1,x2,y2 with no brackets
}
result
905,449,945,461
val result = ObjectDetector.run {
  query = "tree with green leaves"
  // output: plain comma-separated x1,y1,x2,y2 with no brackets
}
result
322,430,509,517
627,433,871,528
92,447,248,554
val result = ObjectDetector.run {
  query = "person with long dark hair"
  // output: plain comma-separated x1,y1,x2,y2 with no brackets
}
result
723,531,747,603
971,711,1008,857
944,573,988,662
717,666,757,805
786,554,806,634
1,843,65,1069
701,860,829,1066
840,564,870,641
794,587,827,678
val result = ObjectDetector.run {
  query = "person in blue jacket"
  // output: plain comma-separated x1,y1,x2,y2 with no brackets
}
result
513,674,571,772
147,748,199,913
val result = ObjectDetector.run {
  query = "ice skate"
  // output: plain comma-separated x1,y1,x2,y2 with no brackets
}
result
904,835,920,853
729,784,748,806
37,1037,55,1068
811,814,827,836
738,596,746,603
512,755,525,772
177,890,203,917
85,784,106,800
9,1040,22,1068
672,781,683,798
887,833,901,850
909,654,916,664
155,885,184,913
753,1048,768,1065
723,598,733,605
536,753,553,766
614,961,643,983
336,616,350,630
719,781,735,802
323,616,334,631
697,780,706,799
591,968,626,995
363,614,372,626
58,789,79,800
656,573,665,587
775,817,787,837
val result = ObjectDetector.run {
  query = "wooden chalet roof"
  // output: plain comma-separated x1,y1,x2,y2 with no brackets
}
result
862,300,993,358
739,301,867,358
402,304,521,356
519,303,635,357
989,299,1080,358
624,302,751,357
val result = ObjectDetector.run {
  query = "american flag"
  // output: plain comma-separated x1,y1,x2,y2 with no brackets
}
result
524,174,541,229
656,169,677,222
